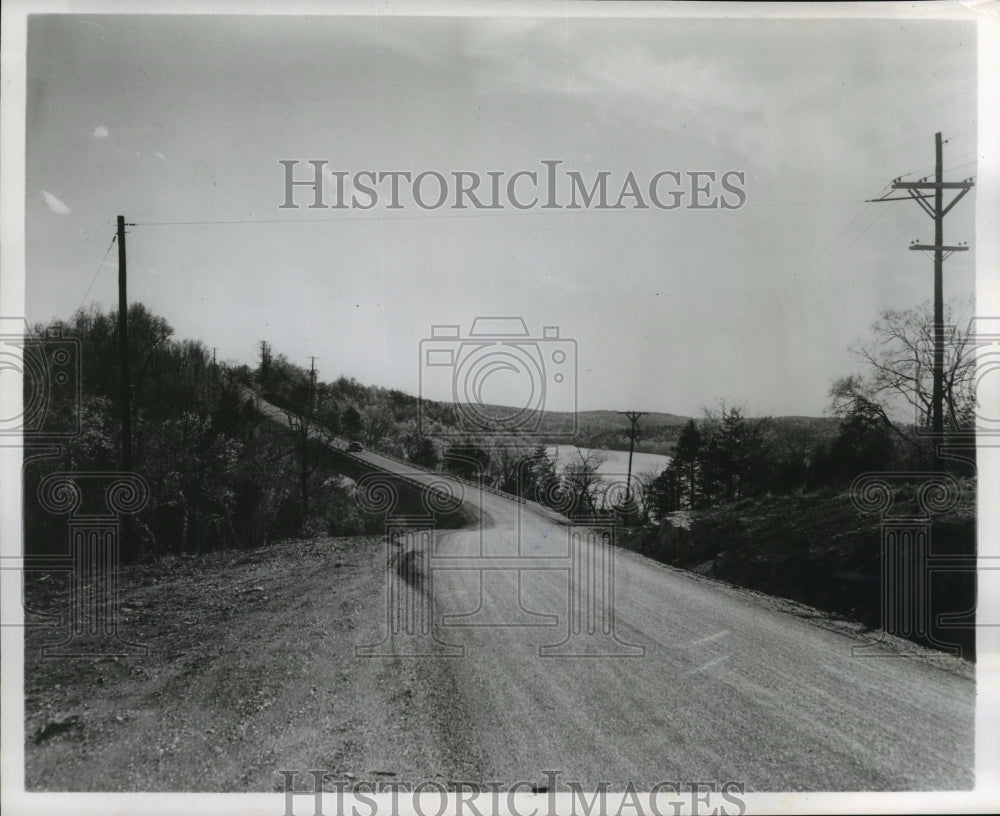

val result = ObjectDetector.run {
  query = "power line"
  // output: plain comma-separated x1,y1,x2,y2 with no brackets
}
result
711,179,918,367
127,198,873,228
894,156,977,181
77,234,117,310
762,191,889,299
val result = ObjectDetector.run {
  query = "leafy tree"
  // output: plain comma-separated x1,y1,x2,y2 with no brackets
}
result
835,405,896,480
648,464,683,516
410,436,440,469
398,421,440,469
764,422,815,494
443,442,491,481
341,406,363,440
698,405,770,502
522,445,558,504
314,400,341,437
821,379,905,481
361,400,396,449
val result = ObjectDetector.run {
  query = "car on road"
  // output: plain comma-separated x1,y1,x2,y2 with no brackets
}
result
347,441,364,452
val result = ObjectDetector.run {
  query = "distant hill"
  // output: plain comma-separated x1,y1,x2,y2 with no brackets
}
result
417,399,840,457
536,410,840,457
247,358,840,459
551,410,691,455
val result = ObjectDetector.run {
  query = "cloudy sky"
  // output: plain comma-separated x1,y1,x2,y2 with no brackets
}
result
24,11,978,417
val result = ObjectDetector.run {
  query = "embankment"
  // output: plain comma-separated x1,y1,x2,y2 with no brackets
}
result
622,481,977,659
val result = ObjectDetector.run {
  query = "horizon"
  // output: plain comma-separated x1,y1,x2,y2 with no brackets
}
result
37,297,848,422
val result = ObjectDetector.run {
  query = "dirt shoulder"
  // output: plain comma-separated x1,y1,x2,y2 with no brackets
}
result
24,535,472,791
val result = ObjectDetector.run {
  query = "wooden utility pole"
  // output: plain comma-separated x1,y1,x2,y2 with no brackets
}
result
117,215,132,472
258,340,272,387
869,133,973,439
299,357,318,530
617,410,647,502
116,215,135,563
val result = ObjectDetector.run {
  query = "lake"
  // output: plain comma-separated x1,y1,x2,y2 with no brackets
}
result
546,445,671,486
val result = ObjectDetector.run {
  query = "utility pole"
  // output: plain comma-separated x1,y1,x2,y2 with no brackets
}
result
869,133,973,441
117,215,134,563
258,340,272,387
307,356,318,416
117,216,132,472
617,410,647,502
299,356,318,532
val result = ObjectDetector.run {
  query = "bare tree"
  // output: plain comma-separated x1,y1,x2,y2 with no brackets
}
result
561,447,608,516
631,465,662,522
850,298,975,430
489,442,534,494
282,404,340,532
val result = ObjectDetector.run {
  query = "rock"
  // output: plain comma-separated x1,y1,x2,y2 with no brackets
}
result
33,715,81,743
655,514,693,561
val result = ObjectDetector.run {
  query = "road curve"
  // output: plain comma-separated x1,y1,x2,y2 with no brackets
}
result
260,396,975,791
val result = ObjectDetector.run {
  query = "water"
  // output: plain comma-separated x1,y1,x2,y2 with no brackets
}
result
546,445,670,486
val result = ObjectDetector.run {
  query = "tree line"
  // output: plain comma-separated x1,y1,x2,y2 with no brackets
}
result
24,297,975,558
646,298,977,517
25,305,385,558
23,304,589,559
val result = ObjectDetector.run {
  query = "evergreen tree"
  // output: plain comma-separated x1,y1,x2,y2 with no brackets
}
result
672,419,702,508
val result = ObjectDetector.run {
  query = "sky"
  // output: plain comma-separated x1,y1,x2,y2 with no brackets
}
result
23,12,979,417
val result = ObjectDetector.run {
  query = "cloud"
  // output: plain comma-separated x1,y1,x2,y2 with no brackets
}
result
92,125,109,139
154,151,167,161
40,190,72,215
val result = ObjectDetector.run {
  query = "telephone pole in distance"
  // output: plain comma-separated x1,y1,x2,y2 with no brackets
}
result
617,410,647,502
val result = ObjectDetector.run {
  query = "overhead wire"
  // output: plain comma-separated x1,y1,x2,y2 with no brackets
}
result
77,234,117,310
